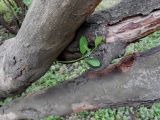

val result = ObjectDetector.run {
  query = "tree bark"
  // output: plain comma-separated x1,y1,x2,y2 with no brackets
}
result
0,46,160,120
59,0,160,61
0,0,102,99
59,9,160,71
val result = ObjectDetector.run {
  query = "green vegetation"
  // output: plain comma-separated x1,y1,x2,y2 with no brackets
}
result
1,19,160,120
0,0,31,31
125,31,160,55
24,61,89,94
1,0,160,120
112,30,160,64
0,0,13,22
1,21,159,120
96,0,122,11
0,26,14,41
23,0,32,6
42,104,160,120
58,36,103,67
41,30,160,120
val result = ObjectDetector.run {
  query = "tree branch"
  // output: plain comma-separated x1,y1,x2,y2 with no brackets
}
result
0,0,102,99
0,46,160,120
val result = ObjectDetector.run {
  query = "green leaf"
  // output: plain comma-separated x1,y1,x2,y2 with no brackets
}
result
80,36,90,54
95,36,103,48
23,0,32,6
86,58,101,67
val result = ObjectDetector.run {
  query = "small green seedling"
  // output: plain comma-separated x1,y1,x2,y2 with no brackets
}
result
57,36,104,67
79,36,103,67
80,36,91,54
85,57,101,67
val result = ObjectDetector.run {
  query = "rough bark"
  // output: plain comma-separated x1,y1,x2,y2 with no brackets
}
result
59,9,160,71
91,0,160,24
0,0,102,99
59,0,160,61
0,46,160,120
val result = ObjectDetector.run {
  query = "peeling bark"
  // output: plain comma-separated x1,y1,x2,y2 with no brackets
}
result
59,0,160,61
0,46,160,120
59,9,160,70
59,10,160,71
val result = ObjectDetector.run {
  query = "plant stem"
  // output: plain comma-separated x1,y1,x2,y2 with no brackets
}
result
57,56,86,64
57,46,98,64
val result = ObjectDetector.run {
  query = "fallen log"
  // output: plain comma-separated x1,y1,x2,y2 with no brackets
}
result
1,45,160,120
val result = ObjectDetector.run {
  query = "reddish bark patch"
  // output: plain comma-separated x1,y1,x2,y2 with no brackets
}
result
117,22,142,33
72,102,98,113
87,54,136,79
117,54,136,72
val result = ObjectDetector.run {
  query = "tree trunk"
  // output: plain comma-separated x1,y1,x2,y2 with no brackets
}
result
0,46,160,120
0,0,102,99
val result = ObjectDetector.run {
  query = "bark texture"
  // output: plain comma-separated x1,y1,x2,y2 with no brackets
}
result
0,46,160,120
59,0,160,61
91,0,160,24
59,9,160,72
0,0,101,99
